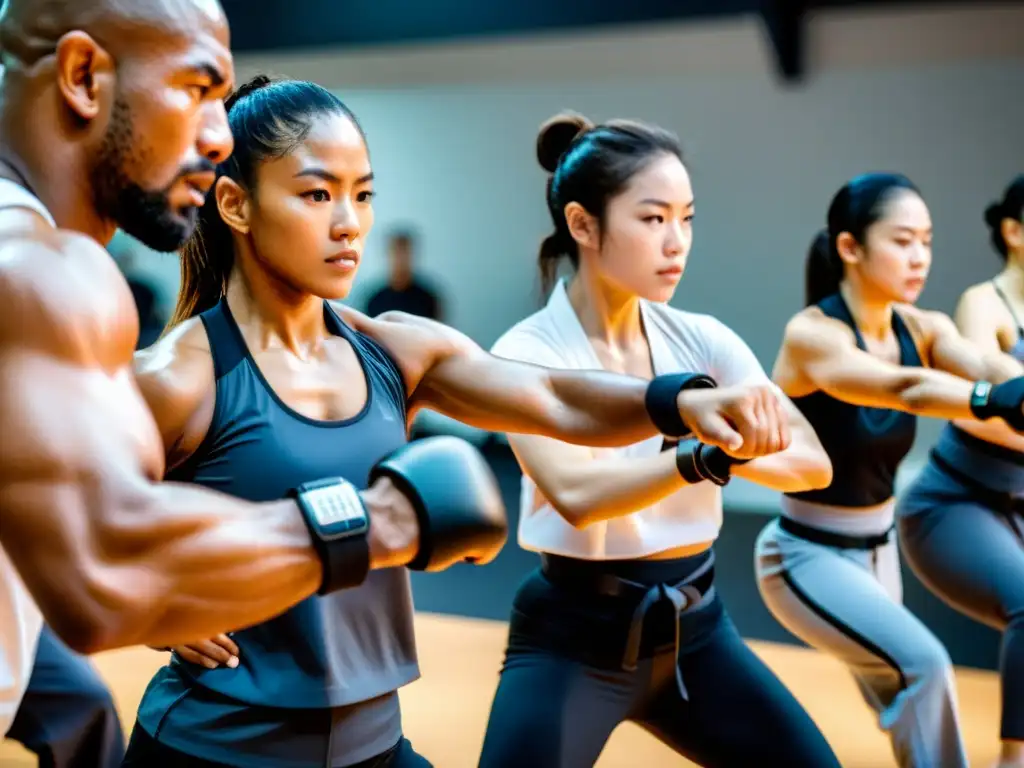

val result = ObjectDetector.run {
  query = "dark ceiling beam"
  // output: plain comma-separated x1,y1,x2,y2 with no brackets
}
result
760,0,809,83
221,0,760,54
222,0,956,81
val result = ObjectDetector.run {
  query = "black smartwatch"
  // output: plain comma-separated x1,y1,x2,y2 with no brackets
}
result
969,380,993,419
290,477,371,595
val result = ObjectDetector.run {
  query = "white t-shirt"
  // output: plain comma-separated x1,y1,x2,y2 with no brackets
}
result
0,179,51,736
490,279,772,560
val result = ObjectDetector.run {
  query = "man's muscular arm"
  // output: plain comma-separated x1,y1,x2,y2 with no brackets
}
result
0,238,415,654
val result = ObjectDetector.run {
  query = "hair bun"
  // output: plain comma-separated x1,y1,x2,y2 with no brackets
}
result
225,74,274,112
984,202,1005,229
536,111,594,173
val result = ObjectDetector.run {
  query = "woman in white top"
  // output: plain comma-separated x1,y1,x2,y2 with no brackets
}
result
478,112,839,768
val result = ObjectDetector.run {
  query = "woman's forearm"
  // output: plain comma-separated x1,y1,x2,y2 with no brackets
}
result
732,427,833,493
526,449,695,529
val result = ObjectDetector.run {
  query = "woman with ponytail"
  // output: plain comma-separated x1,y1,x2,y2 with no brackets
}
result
755,173,1024,768
896,174,1024,768
478,111,839,767
122,76,790,767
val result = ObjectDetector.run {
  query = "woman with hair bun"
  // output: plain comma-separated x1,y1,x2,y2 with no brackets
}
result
897,174,1024,768
478,111,840,767
756,172,1024,768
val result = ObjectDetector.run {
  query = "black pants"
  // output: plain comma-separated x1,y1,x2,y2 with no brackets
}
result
122,722,429,768
478,551,839,768
6,624,125,768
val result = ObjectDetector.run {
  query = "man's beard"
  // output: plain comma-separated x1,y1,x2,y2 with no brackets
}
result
89,96,203,253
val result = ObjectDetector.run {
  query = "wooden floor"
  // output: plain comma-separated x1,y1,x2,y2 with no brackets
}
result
0,612,1001,767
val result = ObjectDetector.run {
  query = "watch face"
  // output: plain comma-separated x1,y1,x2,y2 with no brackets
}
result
302,482,369,539
975,381,993,400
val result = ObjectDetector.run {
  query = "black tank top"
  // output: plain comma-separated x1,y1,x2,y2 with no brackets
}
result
785,292,923,507
164,299,419,709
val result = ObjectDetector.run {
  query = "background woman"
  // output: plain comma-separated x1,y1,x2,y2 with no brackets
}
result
898,174,1024,768
755,172,1024,768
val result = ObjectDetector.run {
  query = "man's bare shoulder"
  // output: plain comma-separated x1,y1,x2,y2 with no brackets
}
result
0,220,138,363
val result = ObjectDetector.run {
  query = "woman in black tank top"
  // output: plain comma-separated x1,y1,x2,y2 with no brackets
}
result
754,173,1024,768
120,76,788,768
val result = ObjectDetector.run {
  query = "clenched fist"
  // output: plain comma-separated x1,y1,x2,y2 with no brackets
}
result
677,384,790,460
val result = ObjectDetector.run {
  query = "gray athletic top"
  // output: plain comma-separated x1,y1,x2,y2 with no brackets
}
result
136,298,417,767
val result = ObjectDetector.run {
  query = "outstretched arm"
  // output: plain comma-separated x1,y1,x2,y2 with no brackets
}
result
782,312,1015,422
338,307,773,454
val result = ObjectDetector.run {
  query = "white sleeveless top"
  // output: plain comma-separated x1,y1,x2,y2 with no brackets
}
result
0,178,52,736
490,279,773,560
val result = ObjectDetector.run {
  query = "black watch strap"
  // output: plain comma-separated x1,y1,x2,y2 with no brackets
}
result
970,380,993,419
290,477,371,595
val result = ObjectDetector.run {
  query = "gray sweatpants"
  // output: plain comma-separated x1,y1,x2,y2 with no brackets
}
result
898,423,1024,742
755,498,967,768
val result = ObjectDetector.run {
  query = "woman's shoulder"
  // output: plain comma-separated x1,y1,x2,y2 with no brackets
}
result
645,301,751,346
490,307,567,367
133,317,214,420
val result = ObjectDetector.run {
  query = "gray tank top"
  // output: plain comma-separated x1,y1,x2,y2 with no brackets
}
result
136,298,417,767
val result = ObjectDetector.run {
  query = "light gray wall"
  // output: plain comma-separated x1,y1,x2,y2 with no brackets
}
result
126,2,1024,457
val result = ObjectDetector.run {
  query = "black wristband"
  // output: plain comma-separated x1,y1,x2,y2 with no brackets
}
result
675,441,749,487
675,438,708,484
290,477,371,595
646,373,716,438
700,445,750,486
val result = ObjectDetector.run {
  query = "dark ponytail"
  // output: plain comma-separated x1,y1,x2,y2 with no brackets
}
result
804,172,920,306
804,229,842,307
984,174,1024,261
167,75,363,327
535,110,683,296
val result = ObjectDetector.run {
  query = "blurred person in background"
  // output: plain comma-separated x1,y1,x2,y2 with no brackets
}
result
367,230,443,320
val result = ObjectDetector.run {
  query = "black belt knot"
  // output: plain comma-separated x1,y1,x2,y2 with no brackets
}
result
540,552,715,701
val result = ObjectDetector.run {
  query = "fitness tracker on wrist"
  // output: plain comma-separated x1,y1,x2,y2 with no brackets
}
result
290,477,371,594
969,380,993,419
